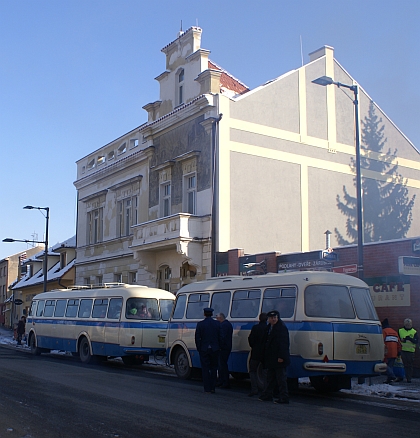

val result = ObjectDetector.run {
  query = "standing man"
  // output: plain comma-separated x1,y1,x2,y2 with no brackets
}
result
16,316,26,346
382,318,401,384
195,308,221,393
247,312,267,396
259,310,290,404
216,313,233,389
398,318,418,383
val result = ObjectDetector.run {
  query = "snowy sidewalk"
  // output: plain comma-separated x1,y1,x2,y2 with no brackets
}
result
1,325,419,402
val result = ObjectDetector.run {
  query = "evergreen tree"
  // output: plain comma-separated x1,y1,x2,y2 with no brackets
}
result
335,101,415,245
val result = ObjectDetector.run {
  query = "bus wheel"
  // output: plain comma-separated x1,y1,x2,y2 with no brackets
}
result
79,337,93,364
310,376,341,393
29,334,41,356
122,356,136,367
174,349,192,380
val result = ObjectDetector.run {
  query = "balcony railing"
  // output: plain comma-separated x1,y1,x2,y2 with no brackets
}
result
131,213,211,249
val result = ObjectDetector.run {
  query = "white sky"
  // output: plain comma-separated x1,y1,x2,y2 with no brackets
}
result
1,0,419,260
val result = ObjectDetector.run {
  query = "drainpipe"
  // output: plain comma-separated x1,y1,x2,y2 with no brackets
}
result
211,113,223,278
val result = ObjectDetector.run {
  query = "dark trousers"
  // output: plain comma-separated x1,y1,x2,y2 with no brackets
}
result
385,357,396,380
218,349,231,387
200,349,220,392
249,359,267,393
261,367,289,401
401,351,415,381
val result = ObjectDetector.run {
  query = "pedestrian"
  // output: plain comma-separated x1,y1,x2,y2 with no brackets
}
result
17,316,26,346
247,312,267,396
398,318,418,383
259,310,290,404
195,307,221,393
381,318,401,384
216,312,233,389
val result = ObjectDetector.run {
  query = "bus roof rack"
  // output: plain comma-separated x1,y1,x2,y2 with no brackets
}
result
65,283,129,291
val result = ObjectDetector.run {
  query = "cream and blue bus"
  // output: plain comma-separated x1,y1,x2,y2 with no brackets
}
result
166,271,387,392
27,283,175,365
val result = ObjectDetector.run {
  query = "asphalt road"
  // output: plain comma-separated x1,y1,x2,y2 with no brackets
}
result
1,347,420,438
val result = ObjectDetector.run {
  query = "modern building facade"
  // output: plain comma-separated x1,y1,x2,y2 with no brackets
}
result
74,27,420,293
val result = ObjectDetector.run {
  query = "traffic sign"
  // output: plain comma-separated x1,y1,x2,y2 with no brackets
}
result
13,299,23,305
322,251,338,261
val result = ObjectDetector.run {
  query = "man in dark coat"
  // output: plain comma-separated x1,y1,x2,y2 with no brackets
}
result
216,313,233,388
247,312,267,396
195,307,221,393
16,316,26,346
259,310,290,404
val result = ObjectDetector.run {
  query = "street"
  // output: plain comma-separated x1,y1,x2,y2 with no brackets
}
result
1,347,420,438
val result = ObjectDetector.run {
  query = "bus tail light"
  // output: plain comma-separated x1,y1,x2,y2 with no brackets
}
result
323,355,329,363
131,336,135,345
318,343,323,355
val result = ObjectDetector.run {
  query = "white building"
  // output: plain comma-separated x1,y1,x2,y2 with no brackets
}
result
74,27,420,292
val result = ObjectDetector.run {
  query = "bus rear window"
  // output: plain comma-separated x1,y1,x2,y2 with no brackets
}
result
160,299,174,321
305,285,355,319
350,287,378,320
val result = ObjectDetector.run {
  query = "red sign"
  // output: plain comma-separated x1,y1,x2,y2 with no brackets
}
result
333,264,357,274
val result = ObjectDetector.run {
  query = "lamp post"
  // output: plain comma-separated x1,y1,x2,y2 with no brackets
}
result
312,76,364,280
3,205,50,292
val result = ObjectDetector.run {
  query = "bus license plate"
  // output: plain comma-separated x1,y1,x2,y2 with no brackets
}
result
356,345,367,354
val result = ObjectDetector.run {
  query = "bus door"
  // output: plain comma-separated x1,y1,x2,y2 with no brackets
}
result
104,298,123,355
139,298,162,349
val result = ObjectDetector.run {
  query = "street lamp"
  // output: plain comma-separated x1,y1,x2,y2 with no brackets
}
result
3,205,50,292
312,76,364,280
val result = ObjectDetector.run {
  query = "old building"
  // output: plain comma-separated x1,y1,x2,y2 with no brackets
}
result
74,27,420,293
10,236,76,326
0,246,44,327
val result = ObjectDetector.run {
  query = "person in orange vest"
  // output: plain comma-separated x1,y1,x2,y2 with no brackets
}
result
398,318,418,383
382,319,401,384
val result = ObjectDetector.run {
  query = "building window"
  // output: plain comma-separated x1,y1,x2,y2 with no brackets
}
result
96,276,102,286
184,174,196,214
129,272,137,284
117,142,127,155
177,69,184,105
160,183,171,217
97,155,105,165
114,273,122,283
130,138,139,149
84,277,90,286
87,208,103,244
87,158,95,170
60,252,67,269
107,151,115,161
118,196,138,237
158,265,171,291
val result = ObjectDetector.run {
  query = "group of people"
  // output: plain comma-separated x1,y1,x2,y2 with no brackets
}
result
194,307,290,404
382,317,418,384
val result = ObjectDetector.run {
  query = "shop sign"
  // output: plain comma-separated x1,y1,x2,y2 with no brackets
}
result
398,256,420,276
366,276,410,308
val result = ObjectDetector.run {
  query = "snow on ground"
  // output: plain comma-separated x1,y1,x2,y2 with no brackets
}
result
1,327,419,402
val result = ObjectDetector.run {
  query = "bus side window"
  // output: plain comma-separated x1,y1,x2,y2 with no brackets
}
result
29,301,37,317
231,290,261,318
172,295,187,319
211,291,231,318
159,299,174,321
92,299,108,318
107,298,123,319
54,300,67,317
186,293,210,319
262,288,296,318
43,300,56,317
36,300,45,317
78,299,93,318
65,299,80,318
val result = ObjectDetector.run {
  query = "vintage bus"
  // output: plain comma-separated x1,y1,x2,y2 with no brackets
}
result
166,271,387,392
26,283,175,365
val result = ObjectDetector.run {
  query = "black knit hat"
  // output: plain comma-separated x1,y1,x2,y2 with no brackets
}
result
382,318,390,328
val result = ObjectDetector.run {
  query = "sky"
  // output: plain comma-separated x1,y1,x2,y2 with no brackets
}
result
0,0,419,260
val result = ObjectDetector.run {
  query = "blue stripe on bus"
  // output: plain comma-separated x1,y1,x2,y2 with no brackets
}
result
168,320,381,334
28,318,167,330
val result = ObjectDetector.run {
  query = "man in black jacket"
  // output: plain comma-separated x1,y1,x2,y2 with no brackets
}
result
247,312,267,396
216,313,233,389
195,308,221,393
258,310,290,404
